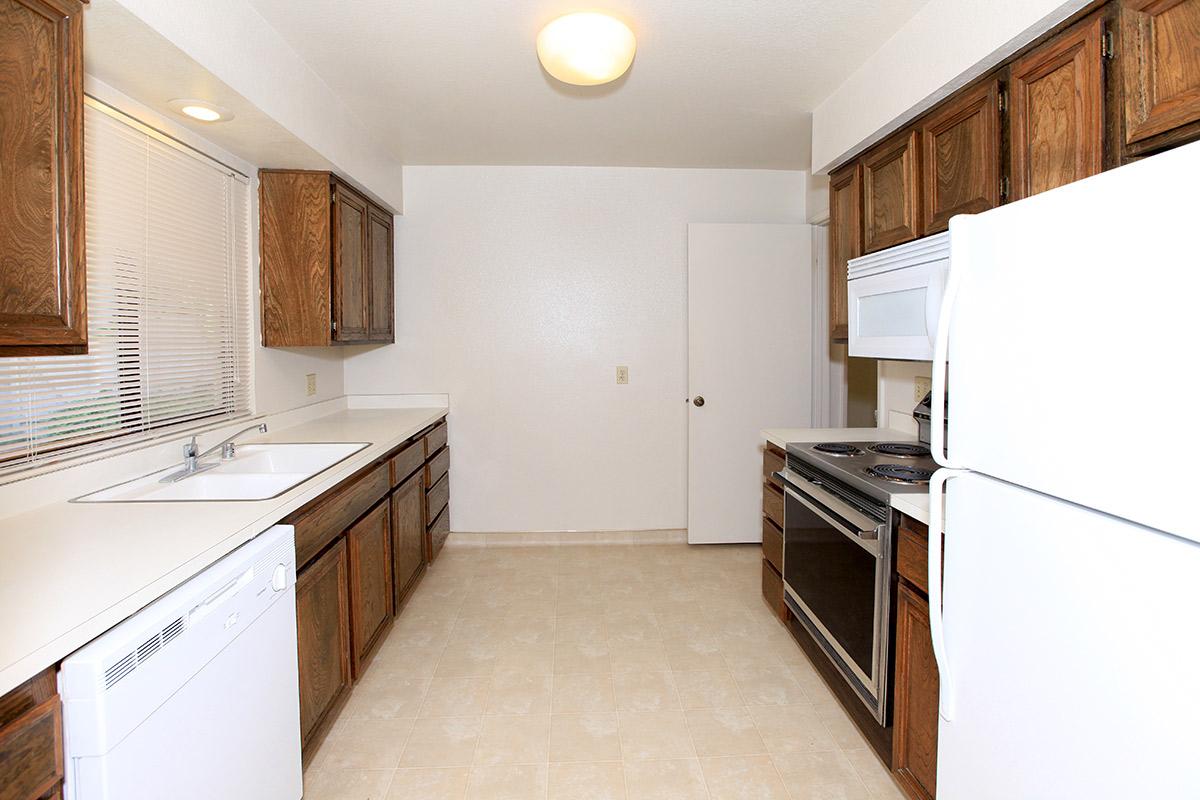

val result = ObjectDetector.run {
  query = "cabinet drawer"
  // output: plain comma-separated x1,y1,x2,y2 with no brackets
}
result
0,696,63,800
425,472,449,527
289,462,390,568
897,520,930,594
762,518,783,574
428,506,450,563
762,446,785,488
761,559,786,622
762,481,784,529
389,439,423,487
425,446,450,487
424,421,447,459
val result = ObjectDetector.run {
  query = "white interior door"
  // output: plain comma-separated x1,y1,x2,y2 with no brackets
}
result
688,224,812,544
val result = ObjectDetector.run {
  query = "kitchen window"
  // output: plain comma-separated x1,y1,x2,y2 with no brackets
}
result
0,98,252,473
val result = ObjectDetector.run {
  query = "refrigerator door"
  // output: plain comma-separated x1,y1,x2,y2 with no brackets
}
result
937,472,1200,799
942,140,1200,543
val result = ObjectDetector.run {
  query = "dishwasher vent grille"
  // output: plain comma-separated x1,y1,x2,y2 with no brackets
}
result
103,614,187,691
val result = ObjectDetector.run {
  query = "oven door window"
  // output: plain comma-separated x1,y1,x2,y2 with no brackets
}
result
783,489,880,679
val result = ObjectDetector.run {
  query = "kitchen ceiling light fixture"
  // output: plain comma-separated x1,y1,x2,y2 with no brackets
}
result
167,99,232,123
536,12,636,86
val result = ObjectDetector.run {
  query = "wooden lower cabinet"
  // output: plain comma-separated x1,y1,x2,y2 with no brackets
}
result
346,500,393,678
296,538,352,755
391,471,426,607
761,445,789,622
893,582,940,800
0,667,63,800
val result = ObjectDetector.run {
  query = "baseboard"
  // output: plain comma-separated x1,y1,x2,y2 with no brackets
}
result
444,529,688,548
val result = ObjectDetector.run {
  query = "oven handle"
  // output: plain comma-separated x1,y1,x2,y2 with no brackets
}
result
780,481,884,556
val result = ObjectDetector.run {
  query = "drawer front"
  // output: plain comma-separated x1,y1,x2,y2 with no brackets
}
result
761,559,786,621
425,446,450,487
290,462,390,568
424,421,447,459
762,481,784,529
763,447,785,487
761,517,783,573
425,472,449,527
0,696,63,800
898,521,930,594
428,506,450,563
389,440,424,487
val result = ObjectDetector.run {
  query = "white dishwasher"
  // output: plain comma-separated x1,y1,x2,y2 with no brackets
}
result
59,524,302,800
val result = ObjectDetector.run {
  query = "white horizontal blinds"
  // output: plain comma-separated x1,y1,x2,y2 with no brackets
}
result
0,100,251,469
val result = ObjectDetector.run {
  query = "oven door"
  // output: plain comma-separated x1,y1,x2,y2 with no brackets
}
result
779,477,890,722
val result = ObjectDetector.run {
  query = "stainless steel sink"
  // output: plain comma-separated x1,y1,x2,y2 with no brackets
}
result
74,442,370,503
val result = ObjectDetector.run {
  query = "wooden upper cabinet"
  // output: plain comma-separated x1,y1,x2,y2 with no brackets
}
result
1009,13,1105,200
1121,0,1200,150
367,205,395,343
920,79,1003,233
259,170,395,347
862,130,922,253
828,163,862,343
0,0,87,356
332,184,369,343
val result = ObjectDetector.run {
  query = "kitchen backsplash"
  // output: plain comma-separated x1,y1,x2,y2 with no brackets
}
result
877,360,932,435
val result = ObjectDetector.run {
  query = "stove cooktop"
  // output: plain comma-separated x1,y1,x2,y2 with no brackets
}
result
784,441,938,502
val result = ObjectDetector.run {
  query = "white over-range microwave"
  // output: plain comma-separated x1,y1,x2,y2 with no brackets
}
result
847,231,948,361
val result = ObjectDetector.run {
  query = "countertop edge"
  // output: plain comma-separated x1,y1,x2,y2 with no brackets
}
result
0,406,447,697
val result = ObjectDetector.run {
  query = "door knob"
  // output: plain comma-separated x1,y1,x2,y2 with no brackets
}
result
693,396,705,407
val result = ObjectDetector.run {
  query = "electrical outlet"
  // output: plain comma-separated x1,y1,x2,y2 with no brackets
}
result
616,366,630,385
914,376,932,402
306,373,317,397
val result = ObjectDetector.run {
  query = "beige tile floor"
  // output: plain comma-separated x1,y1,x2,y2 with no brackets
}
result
303,538,908,800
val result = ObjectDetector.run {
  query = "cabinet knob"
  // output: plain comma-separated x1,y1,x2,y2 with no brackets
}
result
693,396,705,407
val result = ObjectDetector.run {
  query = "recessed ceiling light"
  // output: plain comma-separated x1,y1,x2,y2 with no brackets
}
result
167,99,233,123
537,12,636,87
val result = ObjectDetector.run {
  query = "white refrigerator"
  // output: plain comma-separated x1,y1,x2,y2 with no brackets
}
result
928,140,1200,799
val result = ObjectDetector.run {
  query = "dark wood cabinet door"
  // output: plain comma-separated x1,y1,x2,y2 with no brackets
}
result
347,500,393,677
1010,13,1104,200
893,582,939,800
296,538,351,754
828,163,862,343
366,205,394,343
920,79,1003,233
863,130,922,253
1121,0,1200,151
332,184,369,342
259,172,332,347
391,471,425,608
0,0,87,356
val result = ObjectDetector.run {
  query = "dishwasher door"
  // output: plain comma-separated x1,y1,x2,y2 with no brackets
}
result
60,525,301,800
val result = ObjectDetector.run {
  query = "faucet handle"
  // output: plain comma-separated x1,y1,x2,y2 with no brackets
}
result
183,435,199,458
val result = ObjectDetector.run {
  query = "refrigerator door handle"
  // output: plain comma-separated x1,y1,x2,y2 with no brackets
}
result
932,222,967,469
929,467,966,722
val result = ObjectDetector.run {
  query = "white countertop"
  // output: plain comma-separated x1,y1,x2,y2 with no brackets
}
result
760,426,931,525
0,406,446,696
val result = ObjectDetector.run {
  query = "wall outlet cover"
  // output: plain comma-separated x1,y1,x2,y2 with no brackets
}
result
914,376,932,402
616,366,630,385
306,373,317,397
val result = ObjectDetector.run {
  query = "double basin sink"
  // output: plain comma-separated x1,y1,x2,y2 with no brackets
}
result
75,442,370,503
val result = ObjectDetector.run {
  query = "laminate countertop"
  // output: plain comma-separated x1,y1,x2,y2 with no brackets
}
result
0,406,447,696
761,426,932,526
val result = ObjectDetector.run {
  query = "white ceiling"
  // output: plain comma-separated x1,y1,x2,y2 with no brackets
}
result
244,0,928,169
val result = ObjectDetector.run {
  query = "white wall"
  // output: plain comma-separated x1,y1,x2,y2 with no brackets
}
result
107,0,404,211
811,0,1089,172
344,166,806,533
85,78,346,417
877,360,932,435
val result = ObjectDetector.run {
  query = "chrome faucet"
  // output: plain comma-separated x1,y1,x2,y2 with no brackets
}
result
160,423,268,483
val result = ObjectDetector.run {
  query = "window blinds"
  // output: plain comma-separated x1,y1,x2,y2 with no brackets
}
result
0,99,252,471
